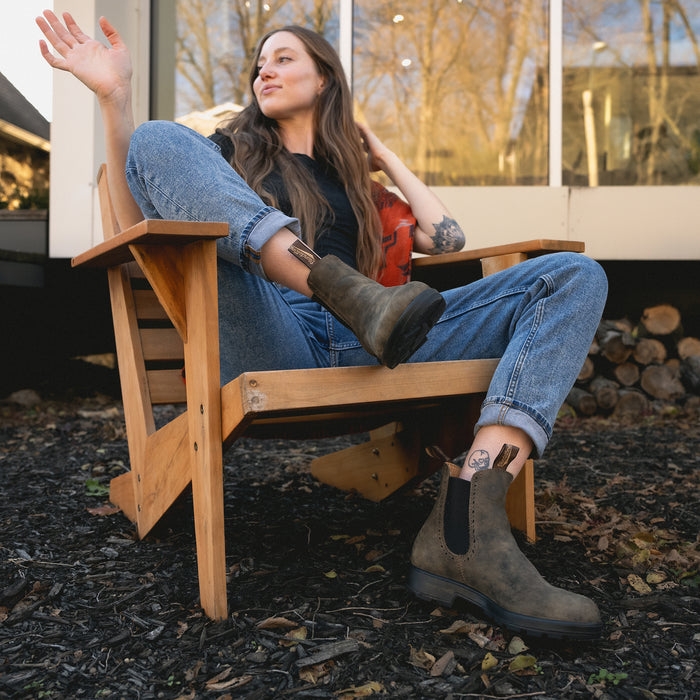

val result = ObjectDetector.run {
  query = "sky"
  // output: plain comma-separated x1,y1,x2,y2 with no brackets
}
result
0,1,54,120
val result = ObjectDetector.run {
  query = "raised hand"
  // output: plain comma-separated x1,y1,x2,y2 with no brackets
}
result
356,122,391,173
36,10,132,105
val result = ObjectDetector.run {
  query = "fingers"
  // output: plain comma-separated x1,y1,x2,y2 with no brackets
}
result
36,13,68,70
37,10,76,50
63,11,92,44
35,12,63,53
98,16,126,49
36,9,92,52
37,39,62,69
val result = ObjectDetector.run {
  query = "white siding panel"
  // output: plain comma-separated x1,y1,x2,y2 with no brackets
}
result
49,0,150,258
568,187,700,260
432,187,571,250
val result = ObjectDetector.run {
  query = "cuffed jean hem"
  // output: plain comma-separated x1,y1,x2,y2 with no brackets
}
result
475,397,551,458
220,207,302,279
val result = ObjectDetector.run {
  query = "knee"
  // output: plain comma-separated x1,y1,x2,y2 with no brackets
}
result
578,254,607,298
559,252,608,308
128,120,184,163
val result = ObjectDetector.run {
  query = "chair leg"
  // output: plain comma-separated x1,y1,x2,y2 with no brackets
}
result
182,241,228,620
109,471,138,523
505,458,536,541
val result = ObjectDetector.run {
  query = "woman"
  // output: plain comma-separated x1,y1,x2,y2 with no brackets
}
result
37,10,608,640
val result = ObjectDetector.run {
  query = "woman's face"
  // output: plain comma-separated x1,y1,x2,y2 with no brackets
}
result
253,31,325,123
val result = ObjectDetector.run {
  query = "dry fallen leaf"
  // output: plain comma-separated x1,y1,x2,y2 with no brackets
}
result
481,652,498,671
256,615,298,629
279,626,308,647
336,680,385,697
508,654,538,673
364,564,386,573
409,645,436,671
507,636,529,654
646,571,667,585
298,660,333,684
205,667,231,687
86,504,121,516
469,631,492,648
628,573,652,594
430,651,456,677
440,619,473,635
207,674,253,692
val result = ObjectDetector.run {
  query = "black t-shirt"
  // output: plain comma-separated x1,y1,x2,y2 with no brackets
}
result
209,131,359,269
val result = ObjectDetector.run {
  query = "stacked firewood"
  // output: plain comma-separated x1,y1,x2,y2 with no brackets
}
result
565,304,700,419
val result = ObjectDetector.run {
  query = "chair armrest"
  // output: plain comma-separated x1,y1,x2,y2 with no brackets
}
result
412,239,584,289
71,219,229,268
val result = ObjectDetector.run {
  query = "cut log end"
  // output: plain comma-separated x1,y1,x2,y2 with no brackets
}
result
640,365,685,401
640,304,681,336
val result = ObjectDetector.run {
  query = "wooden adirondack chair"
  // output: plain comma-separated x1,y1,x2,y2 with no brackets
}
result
72,165,585,620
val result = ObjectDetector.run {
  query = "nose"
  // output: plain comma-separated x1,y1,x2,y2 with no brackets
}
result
258,60,274,79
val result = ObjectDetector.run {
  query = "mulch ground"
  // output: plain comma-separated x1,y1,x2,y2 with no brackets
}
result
1,364,699,699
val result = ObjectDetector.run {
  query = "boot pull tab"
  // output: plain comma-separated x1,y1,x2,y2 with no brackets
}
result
425,445,450,462
289,238,321,269
492,444,520,471
426,446,461,476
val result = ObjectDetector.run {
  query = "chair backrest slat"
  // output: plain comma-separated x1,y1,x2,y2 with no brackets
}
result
133,290,170,320
147,369,187,404
140,328,185,362
97,166,186,412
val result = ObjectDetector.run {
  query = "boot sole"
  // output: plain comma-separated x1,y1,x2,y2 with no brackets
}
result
382,289,446,369
408,566,603,641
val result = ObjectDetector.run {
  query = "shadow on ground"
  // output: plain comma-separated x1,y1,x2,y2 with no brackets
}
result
1,366,698,699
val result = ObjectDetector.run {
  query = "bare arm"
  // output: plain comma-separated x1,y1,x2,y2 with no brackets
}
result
357,123,465,256
36,10,144,230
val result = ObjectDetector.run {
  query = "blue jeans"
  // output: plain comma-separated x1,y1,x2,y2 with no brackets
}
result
126,121,608,457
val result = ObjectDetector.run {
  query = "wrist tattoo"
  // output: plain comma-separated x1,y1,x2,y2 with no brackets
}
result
493,444,520,470
430,216,465,254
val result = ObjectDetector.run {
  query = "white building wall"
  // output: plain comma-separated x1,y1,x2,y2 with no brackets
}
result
437,187,700,261
49,0,149,258
48,0,700,262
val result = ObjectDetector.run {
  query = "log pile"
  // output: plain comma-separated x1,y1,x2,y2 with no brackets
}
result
565,304,700,419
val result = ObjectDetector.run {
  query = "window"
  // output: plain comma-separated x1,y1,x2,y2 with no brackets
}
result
563,0,700,185
152,0,340,132
153,0,700,187
352,0,549,186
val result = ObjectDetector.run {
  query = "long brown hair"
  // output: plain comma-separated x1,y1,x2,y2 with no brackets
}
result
217,25,382,279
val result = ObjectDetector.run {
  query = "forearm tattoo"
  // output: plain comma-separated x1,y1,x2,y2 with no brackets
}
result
467,444,520,472
429,216,465,254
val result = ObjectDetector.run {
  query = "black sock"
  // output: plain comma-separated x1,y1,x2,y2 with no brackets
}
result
444,476,471,555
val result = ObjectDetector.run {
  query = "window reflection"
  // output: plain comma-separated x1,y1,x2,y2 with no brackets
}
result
153,0,700,187
563,0,700,185
152,0,339,131
352,0,549,186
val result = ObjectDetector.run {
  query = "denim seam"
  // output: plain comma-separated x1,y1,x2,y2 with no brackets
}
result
492,271,556,443
435,285,531,324
325,312,363,364
127,173,205,223
502,271,554,404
